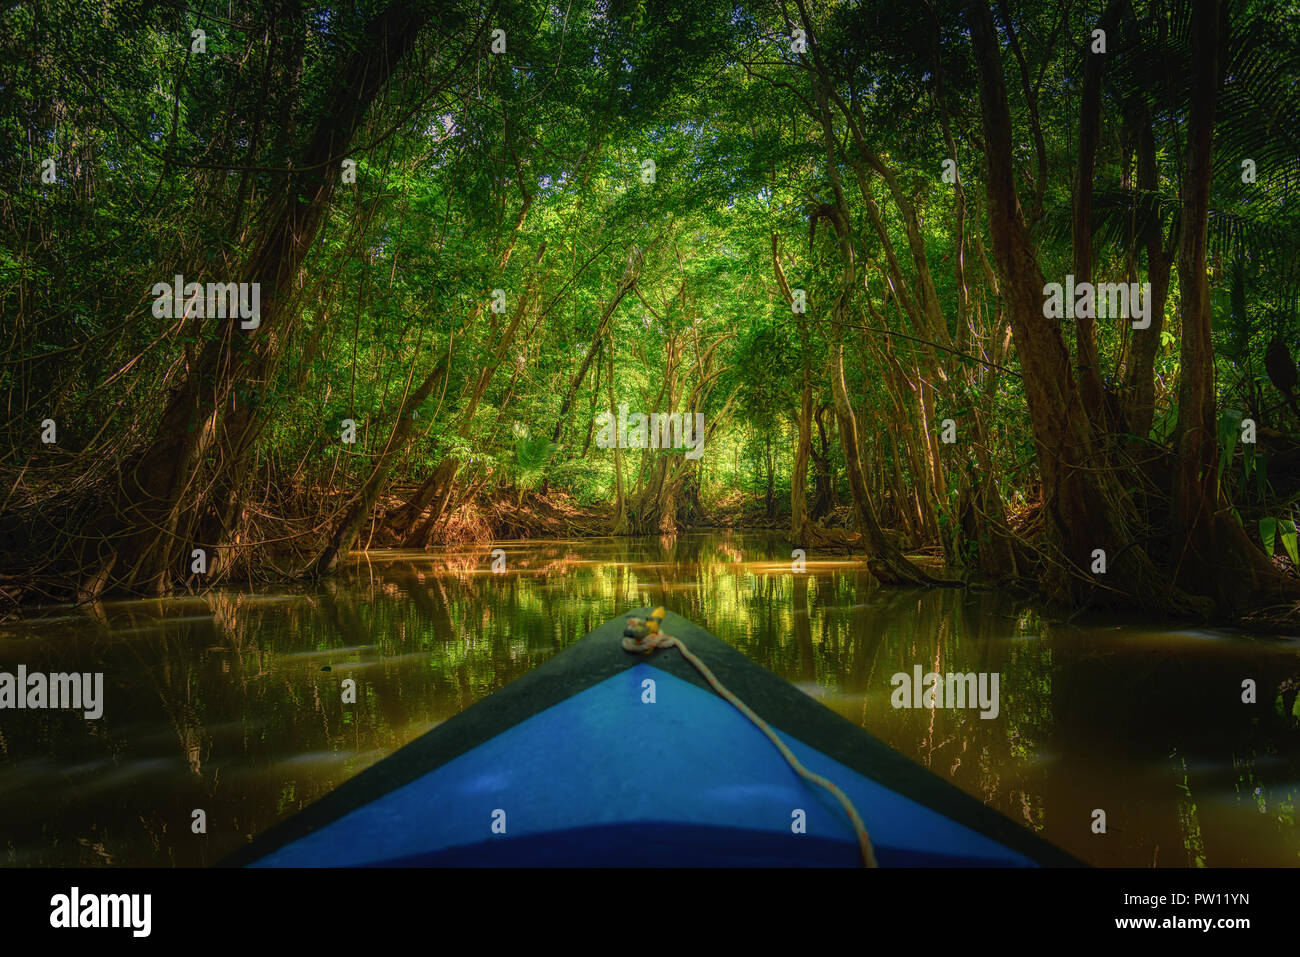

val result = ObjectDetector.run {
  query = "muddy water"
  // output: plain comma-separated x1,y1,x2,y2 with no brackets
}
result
0,532,1297,866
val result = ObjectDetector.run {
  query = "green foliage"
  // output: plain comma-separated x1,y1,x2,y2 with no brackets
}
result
2,0,1297,592
1260,516,1300,565
513,431,560,492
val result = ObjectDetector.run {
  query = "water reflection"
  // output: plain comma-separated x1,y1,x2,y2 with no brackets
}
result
0,532,1297,867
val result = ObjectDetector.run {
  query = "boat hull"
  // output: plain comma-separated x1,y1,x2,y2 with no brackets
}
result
225,609,1079,867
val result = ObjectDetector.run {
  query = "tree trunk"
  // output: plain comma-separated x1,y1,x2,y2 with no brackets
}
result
551,247,644,444
607,347,627,533
791,371,814,541
966,0,1191,612
391,247,543,543
305,356,449,577
810,403,836,519
830,347,939,587
1169,0,1298,614
78,2,433,599
1073,0,1127,430
1121,106,1174,439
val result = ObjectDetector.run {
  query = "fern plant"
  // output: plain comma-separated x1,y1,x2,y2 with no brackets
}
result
512,426,560,505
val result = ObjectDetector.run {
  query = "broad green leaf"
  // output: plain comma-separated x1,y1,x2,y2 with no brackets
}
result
1217,408,1242,484
1281,520,1299,566
1259,517,1278,557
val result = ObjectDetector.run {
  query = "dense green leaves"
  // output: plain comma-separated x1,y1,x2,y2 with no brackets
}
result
1,0,1297,604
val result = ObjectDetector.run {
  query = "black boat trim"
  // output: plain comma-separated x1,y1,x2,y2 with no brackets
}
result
223,608,1082,867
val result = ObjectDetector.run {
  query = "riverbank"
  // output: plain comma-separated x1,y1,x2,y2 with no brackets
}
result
2,479,1295,632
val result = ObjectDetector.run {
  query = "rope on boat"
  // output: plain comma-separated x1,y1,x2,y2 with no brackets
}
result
621,607,878,868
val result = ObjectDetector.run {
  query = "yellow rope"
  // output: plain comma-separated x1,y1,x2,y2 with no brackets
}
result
621,608,878,868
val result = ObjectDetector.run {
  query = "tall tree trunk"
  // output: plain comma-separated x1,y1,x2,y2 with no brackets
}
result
1073,0,1127,430
551,247,644,444
810,404,836,519
966,0,1191,612
607,347,627,534
1122,109,1174,439
830,347,940,587
775,232,819,543
1169,0,1297,614
791,370,813,541
78,2,435,599
391,246,544,543
305,352,450,577
765,435,776,518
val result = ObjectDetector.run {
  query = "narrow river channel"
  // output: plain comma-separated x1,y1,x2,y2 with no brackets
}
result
2,532,1297,866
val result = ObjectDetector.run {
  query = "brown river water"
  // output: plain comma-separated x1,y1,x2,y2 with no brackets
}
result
1,532,1297,867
